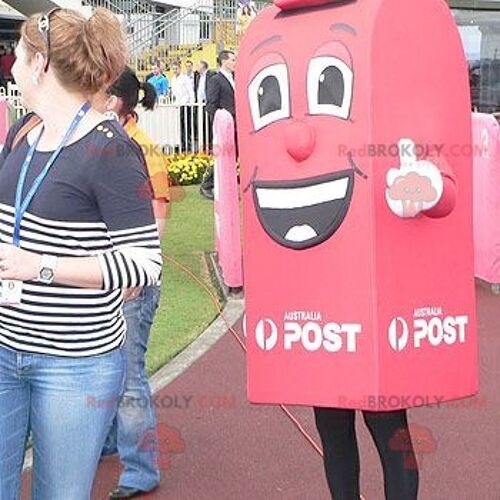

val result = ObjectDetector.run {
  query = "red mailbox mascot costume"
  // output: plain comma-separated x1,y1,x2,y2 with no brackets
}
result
235,0,478,497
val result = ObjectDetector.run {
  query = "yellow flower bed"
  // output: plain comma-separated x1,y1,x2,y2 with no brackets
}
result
165,153,214,186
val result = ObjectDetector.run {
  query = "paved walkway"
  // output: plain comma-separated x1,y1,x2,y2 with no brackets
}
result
22,283,500,499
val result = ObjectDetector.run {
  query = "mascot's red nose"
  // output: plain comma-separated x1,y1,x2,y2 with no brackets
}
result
285,120,316,163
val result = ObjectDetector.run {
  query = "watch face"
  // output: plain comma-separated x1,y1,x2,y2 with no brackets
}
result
40,268,54,281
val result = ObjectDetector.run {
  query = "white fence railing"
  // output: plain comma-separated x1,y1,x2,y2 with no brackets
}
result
138,100,211,155
0,84,211,155
0,83,28,122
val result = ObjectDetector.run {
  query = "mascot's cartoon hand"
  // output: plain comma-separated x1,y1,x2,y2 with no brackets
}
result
386,139,444,218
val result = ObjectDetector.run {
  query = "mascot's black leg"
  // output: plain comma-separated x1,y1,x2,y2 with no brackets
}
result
362,410,419,500
314,407,360,500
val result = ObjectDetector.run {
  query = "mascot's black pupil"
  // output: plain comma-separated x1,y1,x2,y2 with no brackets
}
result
258,76,282,117
318,66,344,106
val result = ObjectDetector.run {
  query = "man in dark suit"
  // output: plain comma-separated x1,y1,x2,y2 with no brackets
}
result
194,60,216,104
202,51,237,199
206,51,236,119
193,61,216,155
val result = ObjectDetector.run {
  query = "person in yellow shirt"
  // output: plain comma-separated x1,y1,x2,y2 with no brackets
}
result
92,67,168,499
123,111,170,233
237,4,256,36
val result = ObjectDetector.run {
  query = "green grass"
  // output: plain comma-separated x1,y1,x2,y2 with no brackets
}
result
146,185,222,374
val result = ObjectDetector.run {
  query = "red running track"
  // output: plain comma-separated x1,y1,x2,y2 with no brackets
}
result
22,283,500,499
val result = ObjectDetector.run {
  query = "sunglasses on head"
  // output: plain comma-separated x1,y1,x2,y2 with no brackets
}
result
37,7,61,73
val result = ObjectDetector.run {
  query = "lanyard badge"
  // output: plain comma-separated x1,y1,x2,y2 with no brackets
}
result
0,280,23,305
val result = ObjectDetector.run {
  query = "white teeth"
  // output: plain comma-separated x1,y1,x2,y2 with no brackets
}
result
256,177,349,210
285,225,318,242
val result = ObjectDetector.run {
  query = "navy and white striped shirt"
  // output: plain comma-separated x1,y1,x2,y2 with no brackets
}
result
0,115,163,357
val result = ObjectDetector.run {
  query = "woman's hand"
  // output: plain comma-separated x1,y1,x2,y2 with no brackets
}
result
0,243,41,281
123,286,143,302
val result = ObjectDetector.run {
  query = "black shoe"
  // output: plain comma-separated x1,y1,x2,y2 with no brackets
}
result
109,486,151,499
200,186,214,200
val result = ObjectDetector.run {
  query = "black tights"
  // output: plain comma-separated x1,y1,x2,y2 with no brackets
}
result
314,408,419,500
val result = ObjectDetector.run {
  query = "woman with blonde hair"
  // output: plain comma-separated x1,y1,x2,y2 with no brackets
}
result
0,8,162,499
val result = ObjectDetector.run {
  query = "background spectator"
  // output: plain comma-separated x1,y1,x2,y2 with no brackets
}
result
171,60,195,151
93,66,168,500
185,59,196,94
203,50,237,198
147,63,169,97
195,60,216,154
206,50,236,120
237,2,257,35
0,46,16,82
195,60,215,104
0,46,6,88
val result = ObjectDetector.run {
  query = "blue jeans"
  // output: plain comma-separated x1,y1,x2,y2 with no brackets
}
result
102,285,161,491
0,345,125,500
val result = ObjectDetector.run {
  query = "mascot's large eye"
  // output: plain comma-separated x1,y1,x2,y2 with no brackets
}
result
248,63,290,131
307,56,353,119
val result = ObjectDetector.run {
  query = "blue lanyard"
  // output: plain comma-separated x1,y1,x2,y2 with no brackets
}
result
13,102,91,246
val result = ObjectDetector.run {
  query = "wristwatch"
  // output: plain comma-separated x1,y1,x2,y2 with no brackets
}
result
38,254,58,284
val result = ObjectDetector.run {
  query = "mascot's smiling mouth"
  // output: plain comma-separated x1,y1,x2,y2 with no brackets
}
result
252,168,355,250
